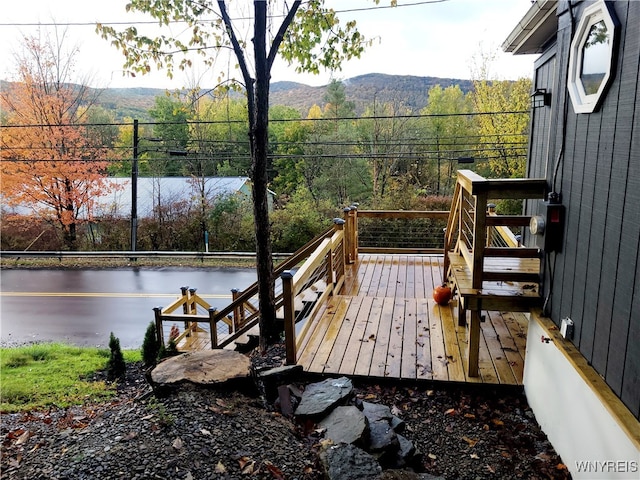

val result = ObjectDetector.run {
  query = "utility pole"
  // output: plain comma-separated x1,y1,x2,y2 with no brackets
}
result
131,119,139,257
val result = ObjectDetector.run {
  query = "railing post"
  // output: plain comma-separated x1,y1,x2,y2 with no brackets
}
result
231,288,243,329
350,203,359,261
153,306,165,348
208,307,218,348
180,286,190,335
486,203,496,247
343,207,352,264
333,218,346,286
472,193,488,290
188,288,197,315
281,270,297,365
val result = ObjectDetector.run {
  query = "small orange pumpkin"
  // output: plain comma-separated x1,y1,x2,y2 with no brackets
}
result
433,283,452,305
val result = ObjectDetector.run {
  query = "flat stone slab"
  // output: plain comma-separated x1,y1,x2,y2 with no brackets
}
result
150,350,251,386
295,376,353,417
319,406,368,445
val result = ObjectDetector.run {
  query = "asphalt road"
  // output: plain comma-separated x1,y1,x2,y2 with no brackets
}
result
0,268,256,349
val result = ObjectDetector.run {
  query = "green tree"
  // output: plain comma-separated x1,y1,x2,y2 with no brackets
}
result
107,332,126,380
420,85,474,195
98,0,395,348
471,78,531,179
148,96,192,176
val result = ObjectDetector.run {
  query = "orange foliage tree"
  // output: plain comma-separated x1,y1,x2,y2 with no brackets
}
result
0,31,117,250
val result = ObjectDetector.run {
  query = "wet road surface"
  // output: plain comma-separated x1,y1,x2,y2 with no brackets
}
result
0,268,256,349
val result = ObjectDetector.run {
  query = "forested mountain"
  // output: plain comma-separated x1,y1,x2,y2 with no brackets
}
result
101,74,472,117
1,73,471,120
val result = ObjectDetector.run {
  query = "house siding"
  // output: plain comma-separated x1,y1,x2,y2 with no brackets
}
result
527,0,640,419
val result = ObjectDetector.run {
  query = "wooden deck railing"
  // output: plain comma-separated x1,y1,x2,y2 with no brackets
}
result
154,221,348,353
442,169,547,376
282,221,346,364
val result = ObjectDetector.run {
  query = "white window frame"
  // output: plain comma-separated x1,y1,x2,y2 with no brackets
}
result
567,0,619,114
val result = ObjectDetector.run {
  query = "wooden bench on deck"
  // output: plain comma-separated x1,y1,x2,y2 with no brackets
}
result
445,170,546,378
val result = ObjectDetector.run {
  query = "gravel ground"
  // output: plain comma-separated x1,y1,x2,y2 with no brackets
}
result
1,345,571,480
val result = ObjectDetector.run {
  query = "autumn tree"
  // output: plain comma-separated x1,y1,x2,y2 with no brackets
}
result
0,30,117,250
98,1,394,347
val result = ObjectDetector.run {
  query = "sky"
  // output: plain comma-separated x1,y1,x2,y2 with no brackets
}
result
0,0,539,90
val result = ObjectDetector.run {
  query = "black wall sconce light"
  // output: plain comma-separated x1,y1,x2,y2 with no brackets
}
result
531,88,552,108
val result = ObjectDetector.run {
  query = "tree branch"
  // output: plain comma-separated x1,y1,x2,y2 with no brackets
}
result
267,0,302,72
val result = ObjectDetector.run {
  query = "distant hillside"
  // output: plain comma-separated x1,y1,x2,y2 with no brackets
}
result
269,74,473,115
2,74,474,120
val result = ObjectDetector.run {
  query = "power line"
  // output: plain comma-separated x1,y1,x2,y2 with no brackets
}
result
1,110,530,129
0,2,449,28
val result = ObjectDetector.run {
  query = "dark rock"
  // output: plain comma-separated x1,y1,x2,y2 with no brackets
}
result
390,415,405,433
394,434,416,468
257,364,304,402
318,406,368,446
277,384,295,416
320,443,382,480
368,420,399,453
295,376,353,417
361,401,393,422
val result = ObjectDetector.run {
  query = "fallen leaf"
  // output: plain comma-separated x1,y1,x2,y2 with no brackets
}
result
464,413,476,419
215,461,226,473
486,464,495,473
470,453,480,459
264,460,285,479
444,408,456,416
241,460,255,474
16,430,31,445
462,436,478,448
428,453,437,460
238,456,252,469
391,405,402,416
557,463,568,470
491,418,504,427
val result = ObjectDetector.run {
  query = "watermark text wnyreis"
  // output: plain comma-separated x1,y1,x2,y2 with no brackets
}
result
575,460,638,474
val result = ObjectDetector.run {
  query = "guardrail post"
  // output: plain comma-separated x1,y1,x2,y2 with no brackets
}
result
281,270,296,365
208,307,218,348
153,306,165,347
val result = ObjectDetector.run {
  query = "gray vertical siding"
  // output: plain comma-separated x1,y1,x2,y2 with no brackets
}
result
528,0,640,419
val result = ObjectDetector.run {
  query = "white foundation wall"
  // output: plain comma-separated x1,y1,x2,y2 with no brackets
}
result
524,317,640,479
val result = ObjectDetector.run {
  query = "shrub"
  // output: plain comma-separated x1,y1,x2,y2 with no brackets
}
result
107,332,126,380
141,322,160,367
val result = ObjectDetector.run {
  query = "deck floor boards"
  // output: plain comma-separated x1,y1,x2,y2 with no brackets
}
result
298,254,528,386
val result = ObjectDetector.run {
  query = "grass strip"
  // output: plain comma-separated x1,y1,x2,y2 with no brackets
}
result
0,343,141,413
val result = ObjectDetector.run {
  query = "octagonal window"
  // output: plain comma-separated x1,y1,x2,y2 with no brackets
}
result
568,0,619,113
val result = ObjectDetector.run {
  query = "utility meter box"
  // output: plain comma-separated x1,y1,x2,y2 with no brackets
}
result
529,201,565,253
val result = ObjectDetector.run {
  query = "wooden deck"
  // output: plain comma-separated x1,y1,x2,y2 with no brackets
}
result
296,254,528,385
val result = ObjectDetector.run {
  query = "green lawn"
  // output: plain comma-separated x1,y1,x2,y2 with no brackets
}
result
0,343,141,413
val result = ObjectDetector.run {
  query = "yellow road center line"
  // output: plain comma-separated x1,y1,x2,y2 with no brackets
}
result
0,292,233,299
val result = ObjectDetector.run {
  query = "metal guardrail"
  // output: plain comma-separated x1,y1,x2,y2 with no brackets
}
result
0,251,291,260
